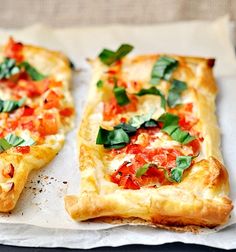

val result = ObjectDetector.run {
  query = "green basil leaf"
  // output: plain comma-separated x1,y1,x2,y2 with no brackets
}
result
0,97,26,113
113,86,130,106
143,119,158,128
0,58,21,79
150,56,178,85
96,127,130,149
167,79,187,108
135,87,166,109
158,113,179,127
19,62,46,81
98,44,133,65
0,134,35,153
176,156,192,169
158,113,195,144
129,108,155,128
136,163,152,178
114,123,137,135
0,138,12,152
170,156,193,182
96,80,103,88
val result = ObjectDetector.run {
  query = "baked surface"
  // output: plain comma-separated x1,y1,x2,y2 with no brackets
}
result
0,39,74,212
65,53,233,230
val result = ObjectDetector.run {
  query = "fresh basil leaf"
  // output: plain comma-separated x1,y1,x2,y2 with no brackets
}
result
98,44,133,65
158,113,195,144
135,163,173,182
0,58,21,79
19,62,46,81
113,86,130,106
135,87,166,109
170,156,192,182
0,97,25,113
129,108,155,128
176,156,192,169
143,119,158,128
158,113,179,127
114,123,137,135
96,80,103,88
150,56,178,85
0,138,12,152
0,134,35,153
96,127,130,149
167,79,187,108
136,163,152,178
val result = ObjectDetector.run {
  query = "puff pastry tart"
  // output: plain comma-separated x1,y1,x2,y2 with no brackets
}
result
65,44,233,230
0,38,74,212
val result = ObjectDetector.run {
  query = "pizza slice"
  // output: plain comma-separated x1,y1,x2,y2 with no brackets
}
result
0,38,74,212
65,44,233,230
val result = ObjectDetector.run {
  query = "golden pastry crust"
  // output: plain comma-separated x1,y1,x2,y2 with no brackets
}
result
0,41,73,212
65,54,233,230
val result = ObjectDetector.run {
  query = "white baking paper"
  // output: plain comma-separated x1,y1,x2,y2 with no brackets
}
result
0,16,236,249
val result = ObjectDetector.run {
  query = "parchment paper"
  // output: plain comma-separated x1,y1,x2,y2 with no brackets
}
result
0,16,236,249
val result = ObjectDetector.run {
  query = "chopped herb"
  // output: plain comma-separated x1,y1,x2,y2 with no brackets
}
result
0,97,25,113
96,127,130,149
0,134,35,152
114,123,137,135
158,113,195,144
136,156,193,183
129,108,155,128
96,80,104,88
135,87,166,109
136,163,152,178
167,79,187,108
142,119,158,128
113,86,130,106
19,62,46,81
98,44,133,65
150,56,178,85
0,58,21,79
170,156,193,182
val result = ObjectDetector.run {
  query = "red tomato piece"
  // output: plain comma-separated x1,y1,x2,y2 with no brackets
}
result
5,37,23,62
60,107,74,117
38,113,58,136
44,90,60,110
15,146,30,154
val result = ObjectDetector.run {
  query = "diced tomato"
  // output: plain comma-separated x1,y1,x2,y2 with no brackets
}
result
2,163,14,178
38,113,58,136
187,139,200,156
126,144,143,154
43,90,60,110
16,80,49,98
15,146,30,154
60,107,74,117
6,120,18,131
48,80,62,88
22,106,34,116
5,37,23,62
120,117,127,123
120,175,140,190
21,120,35,131
103,96,138,121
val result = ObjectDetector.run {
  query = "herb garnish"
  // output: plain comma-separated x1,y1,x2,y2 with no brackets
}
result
150,56,178,85
113,85,130,106
158,113,195,144
98,44,133,66
167,79,187,108
96,127,130,149
19,62,46,81
0,134,35,152
96,80,104,88
135,155,193,183
135,87,166,109
0,97,25,113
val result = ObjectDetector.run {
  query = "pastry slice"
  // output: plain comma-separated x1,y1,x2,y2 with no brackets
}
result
0,38,74,211
65,44,233,230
